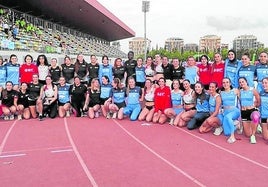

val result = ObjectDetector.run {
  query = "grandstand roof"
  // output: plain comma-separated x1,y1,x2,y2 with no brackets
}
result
1,0,135,41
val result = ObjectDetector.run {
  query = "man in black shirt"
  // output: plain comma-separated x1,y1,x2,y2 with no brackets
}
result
124,51,137,84
171,58,185,90
87,55,99,85
162,56,173,88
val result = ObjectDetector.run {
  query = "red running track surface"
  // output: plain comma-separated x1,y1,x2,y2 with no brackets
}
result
0,117,268,187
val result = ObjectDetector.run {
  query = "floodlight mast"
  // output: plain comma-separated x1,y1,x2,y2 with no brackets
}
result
142,1,150,61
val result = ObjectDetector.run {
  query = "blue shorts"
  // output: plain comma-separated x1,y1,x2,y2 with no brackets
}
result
174,108,183,115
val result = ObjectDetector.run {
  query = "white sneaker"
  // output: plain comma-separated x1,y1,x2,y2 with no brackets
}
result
234,120,243,134
213,126,223,136
17,115,22,120
169,118,174,125
112,112,117,119
250,135,257,144
257,124,262,134
9,115,14,120
4,116,9,120
106,113,111,119
227,136,236,144
236,125,243,134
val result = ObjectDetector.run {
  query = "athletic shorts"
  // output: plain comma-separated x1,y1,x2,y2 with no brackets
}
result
114,102,126,109
88,101,100,108
261,118,268,123
100,97,109,105
136,82,145,88
241,108,258,121
58,101,70,107
145,105,154,111
28,99,37,106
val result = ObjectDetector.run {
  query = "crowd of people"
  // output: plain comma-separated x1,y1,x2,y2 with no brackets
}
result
0,50,268,144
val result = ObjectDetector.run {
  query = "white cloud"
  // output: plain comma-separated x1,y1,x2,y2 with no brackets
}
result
98,0,268,53
206,16,268,31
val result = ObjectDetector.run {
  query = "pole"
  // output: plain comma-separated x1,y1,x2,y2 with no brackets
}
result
144,10,147,61
142,1,149,61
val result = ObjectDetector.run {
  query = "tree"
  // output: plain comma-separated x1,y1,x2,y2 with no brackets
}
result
146,47,268,62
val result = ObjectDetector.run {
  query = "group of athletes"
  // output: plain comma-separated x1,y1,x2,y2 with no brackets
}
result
1,50,268,144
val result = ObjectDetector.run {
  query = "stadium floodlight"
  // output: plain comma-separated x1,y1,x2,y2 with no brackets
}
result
142,1,150,61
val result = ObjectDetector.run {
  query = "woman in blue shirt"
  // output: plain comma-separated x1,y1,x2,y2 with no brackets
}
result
239,77,260,144
106,78,126,119
199,82,222,134
119,77,142,121
260,77,268,143
135,57,146,88
164,79,184,125
220,77,241,143
224,50,242,88
238,53,256,88
256,52,268,92
57,77,71,117
98,55,113,83
187,82,210,130
0,56,6,88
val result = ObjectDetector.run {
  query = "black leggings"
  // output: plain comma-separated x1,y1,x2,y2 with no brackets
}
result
71,99,85,117
43,101,58,118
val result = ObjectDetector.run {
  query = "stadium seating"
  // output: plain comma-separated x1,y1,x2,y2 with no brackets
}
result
0,8,127,58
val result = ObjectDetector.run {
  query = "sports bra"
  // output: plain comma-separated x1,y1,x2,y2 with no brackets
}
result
155,63,163,74
183,90,195,104
144,87,154,102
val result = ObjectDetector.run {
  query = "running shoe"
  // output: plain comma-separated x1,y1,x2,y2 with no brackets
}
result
227,137,236,144
250,135,257,144
106,113,111,119
38,114,44,121
234,120,243,134
112,112,117,119
169,118,174,126
213,126,223,136
9,115,14,120
66,110,70,117
17,114,22,120
257,124,262,134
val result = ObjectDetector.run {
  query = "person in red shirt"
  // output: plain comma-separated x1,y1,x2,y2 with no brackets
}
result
210,53,225,88
197,55,211,90
20,54,38,83
152,77,171,124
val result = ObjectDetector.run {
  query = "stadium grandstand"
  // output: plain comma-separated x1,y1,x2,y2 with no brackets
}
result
0,0,135,63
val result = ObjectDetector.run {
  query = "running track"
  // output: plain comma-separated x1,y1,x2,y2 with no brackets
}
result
0,117,267,187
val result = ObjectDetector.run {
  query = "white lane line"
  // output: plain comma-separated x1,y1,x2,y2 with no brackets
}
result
64,118,98,187
112,119,206,187
0,153,26,158
1,146,73,154
51,149,73,153
0,120,17,155
175,127,268,170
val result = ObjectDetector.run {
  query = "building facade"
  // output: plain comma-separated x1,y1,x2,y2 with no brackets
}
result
184,43,198,52
233,35,264,51
129,37,151,57
165,37,184,52
199,35,221,52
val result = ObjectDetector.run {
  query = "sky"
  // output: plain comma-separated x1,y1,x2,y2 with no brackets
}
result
98,0,268,53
